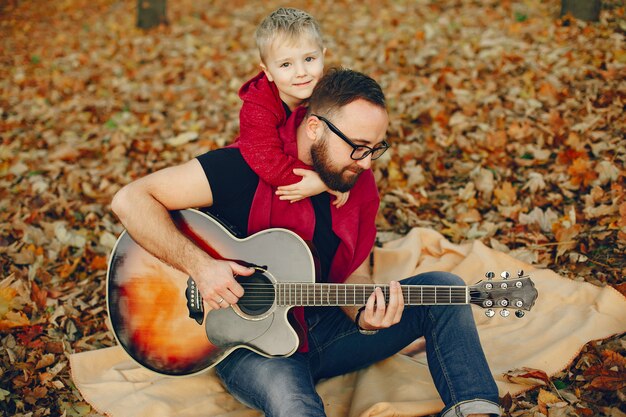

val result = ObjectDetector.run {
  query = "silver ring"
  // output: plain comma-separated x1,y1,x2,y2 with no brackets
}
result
217,298,224,305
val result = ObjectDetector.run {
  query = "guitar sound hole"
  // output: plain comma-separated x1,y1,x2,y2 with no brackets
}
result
237,269,275,316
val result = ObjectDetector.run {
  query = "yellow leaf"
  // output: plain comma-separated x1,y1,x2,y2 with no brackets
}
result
494,182,517,206
0,311,30,330
538,388,560,406
0,287,17,317
36,353,56,370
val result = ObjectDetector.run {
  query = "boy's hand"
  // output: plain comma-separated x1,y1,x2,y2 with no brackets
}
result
276,169,327,203
329,190,350,208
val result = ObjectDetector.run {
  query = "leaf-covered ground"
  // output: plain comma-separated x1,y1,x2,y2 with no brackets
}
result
1,0,625,416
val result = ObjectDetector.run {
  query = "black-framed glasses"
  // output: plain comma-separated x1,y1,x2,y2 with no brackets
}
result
311,114,389,161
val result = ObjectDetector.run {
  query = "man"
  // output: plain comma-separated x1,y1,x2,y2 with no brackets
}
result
111,68,501,417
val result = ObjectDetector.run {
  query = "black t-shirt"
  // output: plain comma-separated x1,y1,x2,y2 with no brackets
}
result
196,148,340,281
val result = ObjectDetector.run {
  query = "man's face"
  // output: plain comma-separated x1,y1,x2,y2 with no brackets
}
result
261,34,325,110
310,100,389,192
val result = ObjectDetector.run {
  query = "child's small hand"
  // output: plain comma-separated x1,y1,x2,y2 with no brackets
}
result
276,169,327,203
329,190,350,208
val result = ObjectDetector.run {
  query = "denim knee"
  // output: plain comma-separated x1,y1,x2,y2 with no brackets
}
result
261,367,325,417
402,271,465,287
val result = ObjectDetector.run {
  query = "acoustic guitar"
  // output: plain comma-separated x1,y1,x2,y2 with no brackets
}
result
107,209,538,377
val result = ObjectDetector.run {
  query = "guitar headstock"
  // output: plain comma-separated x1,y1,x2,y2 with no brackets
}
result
469,270,538,318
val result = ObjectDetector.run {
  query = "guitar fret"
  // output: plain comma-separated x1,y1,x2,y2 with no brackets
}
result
279,284,471,307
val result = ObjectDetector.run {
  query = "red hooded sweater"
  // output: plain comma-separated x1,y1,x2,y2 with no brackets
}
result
236,71,312,186
244,107,380,352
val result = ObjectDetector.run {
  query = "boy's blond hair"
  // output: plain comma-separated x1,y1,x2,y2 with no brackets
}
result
255,8,323,62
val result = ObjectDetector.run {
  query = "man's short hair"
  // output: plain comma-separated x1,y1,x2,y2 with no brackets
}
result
307,68,387,117
255,8,323,62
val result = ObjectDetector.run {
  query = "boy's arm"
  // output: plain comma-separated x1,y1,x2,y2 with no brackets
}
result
238,101,312,187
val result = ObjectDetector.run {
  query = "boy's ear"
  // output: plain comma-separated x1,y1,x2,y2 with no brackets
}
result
259,62,274,82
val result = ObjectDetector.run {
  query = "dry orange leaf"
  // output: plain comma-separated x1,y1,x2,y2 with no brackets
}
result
568,158,598,188
601,350,626,369
588,374,626,391
538,82,559,104
503,367,550,386
553,223,582,258
0,311,30,330
57,257,81,279
88,255,108,271
0,287,17,318
31,281,48,310
494,182,517,206
35,353,55,370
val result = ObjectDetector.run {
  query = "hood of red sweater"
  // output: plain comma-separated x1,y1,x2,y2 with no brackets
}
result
238,71,286,120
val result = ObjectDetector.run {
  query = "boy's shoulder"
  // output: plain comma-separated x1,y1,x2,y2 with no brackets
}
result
239,71,282,107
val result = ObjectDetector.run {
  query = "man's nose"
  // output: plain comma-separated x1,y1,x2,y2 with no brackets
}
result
356,154,372,170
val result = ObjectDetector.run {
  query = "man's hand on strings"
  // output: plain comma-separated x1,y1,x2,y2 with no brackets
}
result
357,281,404,330
195,259,253,311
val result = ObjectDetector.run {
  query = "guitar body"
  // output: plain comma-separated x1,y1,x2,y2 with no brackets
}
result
107,209,316,377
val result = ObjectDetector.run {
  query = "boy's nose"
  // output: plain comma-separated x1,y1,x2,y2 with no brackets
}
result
294,62,306,76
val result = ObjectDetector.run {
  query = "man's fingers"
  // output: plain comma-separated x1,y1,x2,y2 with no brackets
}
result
393,282,405,323
374,287,386,320
386,281,404,325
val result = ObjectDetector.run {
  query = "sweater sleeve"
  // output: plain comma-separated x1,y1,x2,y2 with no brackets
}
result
237,100,312,187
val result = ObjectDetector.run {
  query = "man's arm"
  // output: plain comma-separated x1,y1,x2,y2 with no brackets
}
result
111,159,251,310
340,257,404,331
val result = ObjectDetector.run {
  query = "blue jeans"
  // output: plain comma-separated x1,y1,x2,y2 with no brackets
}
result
215,272,501,417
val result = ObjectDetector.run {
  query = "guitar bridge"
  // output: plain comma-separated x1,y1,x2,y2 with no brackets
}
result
185,277,204,325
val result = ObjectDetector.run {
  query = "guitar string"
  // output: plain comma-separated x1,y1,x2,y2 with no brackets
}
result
194,283,519,305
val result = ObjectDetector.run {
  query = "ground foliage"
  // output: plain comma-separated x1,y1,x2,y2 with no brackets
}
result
0,0,625,416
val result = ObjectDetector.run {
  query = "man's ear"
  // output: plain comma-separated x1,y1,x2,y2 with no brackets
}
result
260,61,273,82
305,116,323,142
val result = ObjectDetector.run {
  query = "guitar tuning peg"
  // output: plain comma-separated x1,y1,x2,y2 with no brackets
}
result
500,271,510,280
517,269,524,277
485,271,495,280
485,309,495,318
500,309,510,318
515,310,525,318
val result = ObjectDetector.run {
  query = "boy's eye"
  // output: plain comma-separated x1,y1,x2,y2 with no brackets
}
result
280,62,291,68
305,56,315,62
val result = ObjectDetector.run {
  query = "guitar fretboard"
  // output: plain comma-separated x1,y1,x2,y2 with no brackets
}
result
275,283,468,306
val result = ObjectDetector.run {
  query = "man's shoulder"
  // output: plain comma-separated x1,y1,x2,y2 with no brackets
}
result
196,147,255,177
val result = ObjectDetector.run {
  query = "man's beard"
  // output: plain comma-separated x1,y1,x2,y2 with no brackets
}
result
311,140,363,193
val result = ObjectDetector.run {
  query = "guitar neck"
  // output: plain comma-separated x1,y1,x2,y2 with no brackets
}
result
275,283,469,307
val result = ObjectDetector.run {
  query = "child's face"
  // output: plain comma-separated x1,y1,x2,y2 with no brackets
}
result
260,34,325,110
